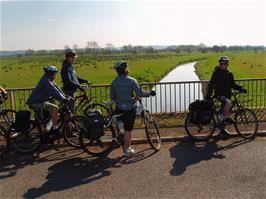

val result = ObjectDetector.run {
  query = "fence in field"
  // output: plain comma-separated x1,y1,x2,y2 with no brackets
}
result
4,78,266,127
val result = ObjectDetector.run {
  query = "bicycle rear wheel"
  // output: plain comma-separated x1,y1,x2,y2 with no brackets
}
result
234,108,258,139
185,112,216,141
144,112,161,151
63,115,84,148
79,122,116,156
9,120,42,153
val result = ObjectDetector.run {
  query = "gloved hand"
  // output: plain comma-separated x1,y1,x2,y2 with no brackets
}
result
240,88,247,93
79,86,86,92
150,90,156,96
87,81,92,86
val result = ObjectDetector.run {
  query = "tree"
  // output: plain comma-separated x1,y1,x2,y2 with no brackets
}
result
73,44,78,50
64,45,70,49
105,43,115,50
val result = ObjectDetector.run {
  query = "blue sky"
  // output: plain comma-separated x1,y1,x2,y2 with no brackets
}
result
1,0,266,50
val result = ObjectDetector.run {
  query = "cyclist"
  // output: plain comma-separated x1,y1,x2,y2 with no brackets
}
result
27,66,69,137
61,48,90,113
205,56,247,135
110,60,156,156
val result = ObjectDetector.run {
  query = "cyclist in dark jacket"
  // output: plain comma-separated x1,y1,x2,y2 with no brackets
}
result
205,56,247,130
111,60,156,156
27,66,69,134
61,48,90,113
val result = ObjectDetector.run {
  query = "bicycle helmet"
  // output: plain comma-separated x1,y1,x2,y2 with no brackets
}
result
65,48,78,57
114,60,128,75
218,56,230,62
43,65,58,74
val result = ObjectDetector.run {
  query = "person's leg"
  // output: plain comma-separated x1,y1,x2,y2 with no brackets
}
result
124,131,132,148
222,100,232,118
123,110,136,155
44,102,59,129
64,91,75,114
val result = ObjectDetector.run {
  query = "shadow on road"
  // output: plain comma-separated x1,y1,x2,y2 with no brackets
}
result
23,156,121,199
0,146,83,180
169,137,253,176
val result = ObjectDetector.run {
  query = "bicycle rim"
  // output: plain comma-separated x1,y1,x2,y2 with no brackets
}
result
9,121,41,154
145,113,161,151
185,113,216,141
234,108,258,139
79,124,116,156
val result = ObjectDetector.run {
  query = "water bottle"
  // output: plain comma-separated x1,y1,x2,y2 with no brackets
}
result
117,120,124,134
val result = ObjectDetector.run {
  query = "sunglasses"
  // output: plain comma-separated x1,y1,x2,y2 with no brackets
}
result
220,62,228,65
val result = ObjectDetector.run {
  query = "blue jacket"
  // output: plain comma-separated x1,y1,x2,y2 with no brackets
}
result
61,60,87,92
110,75,151,110
27,74,66,104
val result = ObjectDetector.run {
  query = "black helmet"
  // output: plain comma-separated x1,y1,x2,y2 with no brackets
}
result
65,48,78,57
219,56,230,62
43,65,58,74
114,60,128,75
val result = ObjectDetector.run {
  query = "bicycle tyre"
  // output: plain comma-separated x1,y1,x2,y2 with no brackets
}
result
144,111,161,151
185,112,216,141
234,108,258,139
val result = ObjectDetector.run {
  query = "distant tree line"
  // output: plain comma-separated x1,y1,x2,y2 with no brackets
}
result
20,41,265,57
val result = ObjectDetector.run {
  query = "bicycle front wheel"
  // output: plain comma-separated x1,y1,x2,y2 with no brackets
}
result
9,120,42,154
144,112,161,151
185,112,216,141
63,115,84,148
234,108,258,139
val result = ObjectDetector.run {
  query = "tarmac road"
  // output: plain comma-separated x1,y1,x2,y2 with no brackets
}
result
1,137,266,199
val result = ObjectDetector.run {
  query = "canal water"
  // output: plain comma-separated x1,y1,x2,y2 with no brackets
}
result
144,61,204,113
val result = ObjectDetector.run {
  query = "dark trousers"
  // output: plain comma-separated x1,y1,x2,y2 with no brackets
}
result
64,90,76,114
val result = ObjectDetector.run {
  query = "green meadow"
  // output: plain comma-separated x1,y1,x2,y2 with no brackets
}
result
0,51,265,89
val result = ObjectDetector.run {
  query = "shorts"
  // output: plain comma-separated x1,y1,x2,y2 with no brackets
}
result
216,96,230,107
30,102,58,114
115,108,136,131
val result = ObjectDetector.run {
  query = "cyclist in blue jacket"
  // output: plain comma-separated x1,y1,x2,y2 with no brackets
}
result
61,48,90,113
27,66,70,135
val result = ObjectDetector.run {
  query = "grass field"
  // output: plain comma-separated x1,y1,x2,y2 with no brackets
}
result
0,51,265,89
195,52,266,80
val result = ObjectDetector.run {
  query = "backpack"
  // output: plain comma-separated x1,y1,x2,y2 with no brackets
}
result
83,110,105,140
14,110,31,132
189,100,214,125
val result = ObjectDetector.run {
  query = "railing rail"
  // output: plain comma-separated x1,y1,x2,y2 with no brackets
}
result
3,78,266,127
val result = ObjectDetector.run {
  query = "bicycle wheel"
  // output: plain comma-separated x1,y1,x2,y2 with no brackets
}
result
0,125,9,157
234,108,258,139
185,112,216,141
9,120,42,153
79,121,116,156
63,115,84,148
144,111,161,151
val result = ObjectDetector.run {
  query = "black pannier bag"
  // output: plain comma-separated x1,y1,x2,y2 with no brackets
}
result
14,110,31,132
83,110,105,140
189,100,214,125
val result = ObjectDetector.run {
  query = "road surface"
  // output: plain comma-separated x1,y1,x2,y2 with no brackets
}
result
1,137,266,199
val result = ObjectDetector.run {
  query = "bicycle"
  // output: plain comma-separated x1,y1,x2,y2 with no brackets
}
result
185,91,258,141
8,99,84,153
79,97,161,156
0,93,16,156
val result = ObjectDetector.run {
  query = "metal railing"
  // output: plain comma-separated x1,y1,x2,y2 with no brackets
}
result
4,78,266,127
